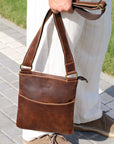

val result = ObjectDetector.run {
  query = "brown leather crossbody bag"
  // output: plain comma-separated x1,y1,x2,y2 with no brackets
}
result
16,0,106,134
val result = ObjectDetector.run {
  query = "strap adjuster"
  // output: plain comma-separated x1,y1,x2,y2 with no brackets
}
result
65,72,78,80
20,64,32,70
96,4,104,11
96,0,104,11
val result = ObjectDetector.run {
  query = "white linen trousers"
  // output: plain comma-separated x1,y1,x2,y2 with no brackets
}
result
23,0,112,141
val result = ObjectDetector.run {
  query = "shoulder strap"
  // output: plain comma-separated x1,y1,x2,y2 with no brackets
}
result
21,0,106,76
72,0,106,20
21,10,53,70
53,13,76,75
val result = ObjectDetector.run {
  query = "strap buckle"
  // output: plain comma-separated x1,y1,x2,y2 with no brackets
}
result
97,0,104,11
65,73,88,83
65,72,78,80
20,64,32,70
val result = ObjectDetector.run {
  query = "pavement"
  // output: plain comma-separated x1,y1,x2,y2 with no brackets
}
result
0,16,114,144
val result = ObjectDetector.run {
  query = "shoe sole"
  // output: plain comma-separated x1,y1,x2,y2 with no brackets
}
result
74,124,114,138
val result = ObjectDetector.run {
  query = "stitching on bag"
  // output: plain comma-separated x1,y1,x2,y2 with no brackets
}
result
20,72,78,83
19,94,75,105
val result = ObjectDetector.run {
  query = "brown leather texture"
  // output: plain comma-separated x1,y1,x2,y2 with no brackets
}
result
16,0,106,135
17,94,75,134
17,70,77,134
19,71,78,103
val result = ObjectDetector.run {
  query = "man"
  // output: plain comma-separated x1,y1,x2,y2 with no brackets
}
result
23,0,113,143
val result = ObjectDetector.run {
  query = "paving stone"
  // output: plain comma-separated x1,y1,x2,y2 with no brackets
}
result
1,88,18,105
99,79,112,92
79,131,98,139
77,137,93,144
1,87,18,98
0,52,19,73
0,131,15,144
0,41,7,49
63,131,82,143
10,32,24,39
89,134,114,144
16,47,25,55
104,86,114,98
0,20,2,24
0,62,3,67
0,78,4,84
0,42,15,50
0,111,14,130
3,124,22,143
101,104,111,112
11,113,17,122
0,52,10,63
2,73,18,83
2,105,17,117
19,36,26,45
0,66,12,76
11,41,25,49
106,101,114,110
0,81,12,91
106,110,114,119
1,42,15,49
0,32,8,39
100,92,114,104
11,81,19,89
9,63,19,74
0,97,13,109
3,28,17,35
14,57,23,65
0,93,4,98
1,48,20,64
0,16,26,35
3,35,16,43
0,25,9,31
16,134,23,144
0,52,7,61
100,72,114,85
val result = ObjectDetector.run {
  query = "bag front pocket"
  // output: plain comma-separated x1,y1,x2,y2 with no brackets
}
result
16,94,75,134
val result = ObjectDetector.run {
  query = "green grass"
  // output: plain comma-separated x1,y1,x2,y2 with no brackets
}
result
102,0,114,76
0,0,27,28
0,0,113,76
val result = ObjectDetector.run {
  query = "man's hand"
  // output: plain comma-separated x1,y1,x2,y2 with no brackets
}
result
49,0,73,14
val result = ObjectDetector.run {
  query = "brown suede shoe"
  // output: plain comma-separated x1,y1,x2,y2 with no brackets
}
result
23,134,52,144
74,112,114,138
50,133,72,144
23,133,72,144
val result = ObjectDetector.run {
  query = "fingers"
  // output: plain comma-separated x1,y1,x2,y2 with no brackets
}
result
51,7,73,14
63,4,74,13
68,7,73,14
49,0,74,14
51,8,59,14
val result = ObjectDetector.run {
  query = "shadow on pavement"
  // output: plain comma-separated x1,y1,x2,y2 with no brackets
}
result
63,130,108,144
104,86,114,98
